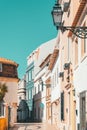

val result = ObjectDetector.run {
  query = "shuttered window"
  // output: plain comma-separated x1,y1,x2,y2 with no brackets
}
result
0,102,4,117
61,91,64,120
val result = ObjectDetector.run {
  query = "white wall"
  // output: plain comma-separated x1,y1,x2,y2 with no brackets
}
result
27,38,57,75
34,67,47,121
74,38,87,127
74,58,87,93
51,53,60,103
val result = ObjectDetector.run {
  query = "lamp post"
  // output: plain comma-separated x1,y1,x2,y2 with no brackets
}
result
51,1,87,39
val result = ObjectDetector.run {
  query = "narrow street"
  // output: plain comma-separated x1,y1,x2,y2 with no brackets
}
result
9,123,57,130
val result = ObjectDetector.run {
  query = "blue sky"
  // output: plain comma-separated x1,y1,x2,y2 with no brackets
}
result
0,0,57,79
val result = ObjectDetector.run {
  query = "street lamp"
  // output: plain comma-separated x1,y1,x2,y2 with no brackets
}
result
51,1,87,39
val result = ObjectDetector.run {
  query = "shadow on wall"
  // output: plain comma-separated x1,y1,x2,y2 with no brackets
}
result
33,91,44,122
17,100,29,123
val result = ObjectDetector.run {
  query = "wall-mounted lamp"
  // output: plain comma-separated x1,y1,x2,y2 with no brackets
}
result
64,63,70,70
51,1,87,39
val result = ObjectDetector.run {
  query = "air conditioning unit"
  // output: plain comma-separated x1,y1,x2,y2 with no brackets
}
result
59,72,64,78
64,63,70,70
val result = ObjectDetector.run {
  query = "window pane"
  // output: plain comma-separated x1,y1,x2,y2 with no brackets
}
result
0,102,4,116
0,63,2,72
75,39,78,65
26,73,28,83
32,69,34,80
28,71,32,81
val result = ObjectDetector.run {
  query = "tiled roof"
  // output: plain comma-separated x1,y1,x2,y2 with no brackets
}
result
0,57,18,67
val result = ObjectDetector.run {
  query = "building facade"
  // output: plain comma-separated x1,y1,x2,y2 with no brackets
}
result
49,36,60,128
0,57,19,125
57,0,87,130
34,54,51,122
24,1,87,129
26,61,34,121
18,75,26,105
26,38,57,122
72,1,87,130
17,75,28,122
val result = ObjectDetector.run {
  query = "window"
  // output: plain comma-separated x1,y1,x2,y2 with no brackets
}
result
57,67,59,84
0,102,4,117
80,96,86,127
41,82,44,91
0,63,2,72
61,47,64,71
55,72,56,87
52,75,54,88
34,87,36,94
26,73,28,83
47,103,51,119
38,84,40,93
26,68,34,83
67,38,71,61
29,90,32,99
26,90,29,100
46,87,51,97
75,38,78,65
32,89,34,98
32,69,34,80
28,71,32,82
61,91,64,120
81,22,86,58
19,96,21,101
80,91,87,130
81,38,86,57
52,72,56,88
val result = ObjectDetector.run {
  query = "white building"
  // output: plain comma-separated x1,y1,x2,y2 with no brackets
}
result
49,36,60,128
26,38,57,121
74,38,87,130
34,63,48,122
18,75,26,105
72,3,87,130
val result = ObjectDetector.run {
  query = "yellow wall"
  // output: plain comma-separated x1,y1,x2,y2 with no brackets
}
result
0,117,8,130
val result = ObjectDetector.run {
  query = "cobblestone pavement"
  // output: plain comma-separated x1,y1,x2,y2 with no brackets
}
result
9,123,57,130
